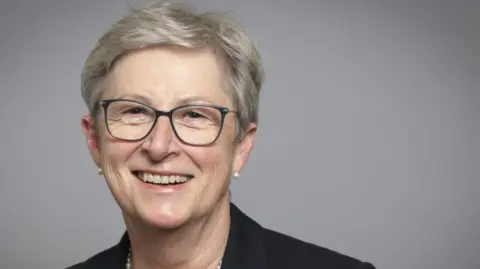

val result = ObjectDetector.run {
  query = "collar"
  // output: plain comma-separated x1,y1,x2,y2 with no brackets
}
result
109,202,267,269
222,202,267,269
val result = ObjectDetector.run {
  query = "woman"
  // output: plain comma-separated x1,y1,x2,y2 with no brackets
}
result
69,1,375,268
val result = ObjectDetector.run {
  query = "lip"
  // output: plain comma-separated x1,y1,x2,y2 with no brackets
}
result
132,170,194,193
133,169,194,177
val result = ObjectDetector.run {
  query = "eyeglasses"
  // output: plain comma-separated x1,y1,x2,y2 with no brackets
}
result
98,99,236,146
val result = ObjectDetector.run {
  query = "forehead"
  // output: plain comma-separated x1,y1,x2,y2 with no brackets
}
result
105,46,231,107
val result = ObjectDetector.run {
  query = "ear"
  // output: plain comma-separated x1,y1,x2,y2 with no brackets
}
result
81,115,102,168
233,123,257,173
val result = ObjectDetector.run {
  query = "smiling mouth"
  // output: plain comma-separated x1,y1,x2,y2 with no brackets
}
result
134,172,193,186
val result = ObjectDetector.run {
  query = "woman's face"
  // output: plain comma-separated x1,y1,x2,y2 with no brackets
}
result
82,46,255,229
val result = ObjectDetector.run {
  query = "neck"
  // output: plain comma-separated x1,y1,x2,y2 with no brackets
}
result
124,196,231,269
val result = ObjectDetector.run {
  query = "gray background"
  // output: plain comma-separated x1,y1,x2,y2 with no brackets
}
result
0,0,479,269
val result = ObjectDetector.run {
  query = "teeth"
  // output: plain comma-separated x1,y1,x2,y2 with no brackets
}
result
137,172,190,185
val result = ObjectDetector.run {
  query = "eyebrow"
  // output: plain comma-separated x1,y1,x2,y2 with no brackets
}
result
176,95,218,105
113,94,219,107
113,94,152,105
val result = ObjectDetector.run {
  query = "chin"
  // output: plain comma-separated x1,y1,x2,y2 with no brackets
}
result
137,203,194,230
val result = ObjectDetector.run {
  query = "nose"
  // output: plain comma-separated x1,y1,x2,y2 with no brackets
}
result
141,116,178,161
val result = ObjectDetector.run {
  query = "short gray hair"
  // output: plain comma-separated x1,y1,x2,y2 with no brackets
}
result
81,0,264,136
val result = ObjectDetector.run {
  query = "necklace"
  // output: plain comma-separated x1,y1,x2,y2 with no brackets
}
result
126,247,223,269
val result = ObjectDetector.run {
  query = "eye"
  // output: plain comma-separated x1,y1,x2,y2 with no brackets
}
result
185,111,205,119
124,107,148,114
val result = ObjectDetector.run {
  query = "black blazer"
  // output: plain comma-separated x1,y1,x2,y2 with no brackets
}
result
66,203,375,269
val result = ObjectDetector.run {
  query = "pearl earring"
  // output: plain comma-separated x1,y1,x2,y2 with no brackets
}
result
97,168,103,175
232,171,240,178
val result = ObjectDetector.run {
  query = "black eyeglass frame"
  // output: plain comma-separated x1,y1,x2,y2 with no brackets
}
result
98,98,236,146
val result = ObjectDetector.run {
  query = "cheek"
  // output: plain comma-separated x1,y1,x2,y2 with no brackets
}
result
196,120,236,172
188,142,234,176
99,140,140,200
100,138,139,167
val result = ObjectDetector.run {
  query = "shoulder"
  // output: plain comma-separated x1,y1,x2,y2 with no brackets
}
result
63,241,126,269
64,252,105,269
262,228,375,269
64,248,112,269
229,202,375,269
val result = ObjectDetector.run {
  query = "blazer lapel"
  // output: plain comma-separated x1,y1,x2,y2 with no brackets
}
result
222,203,268,269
